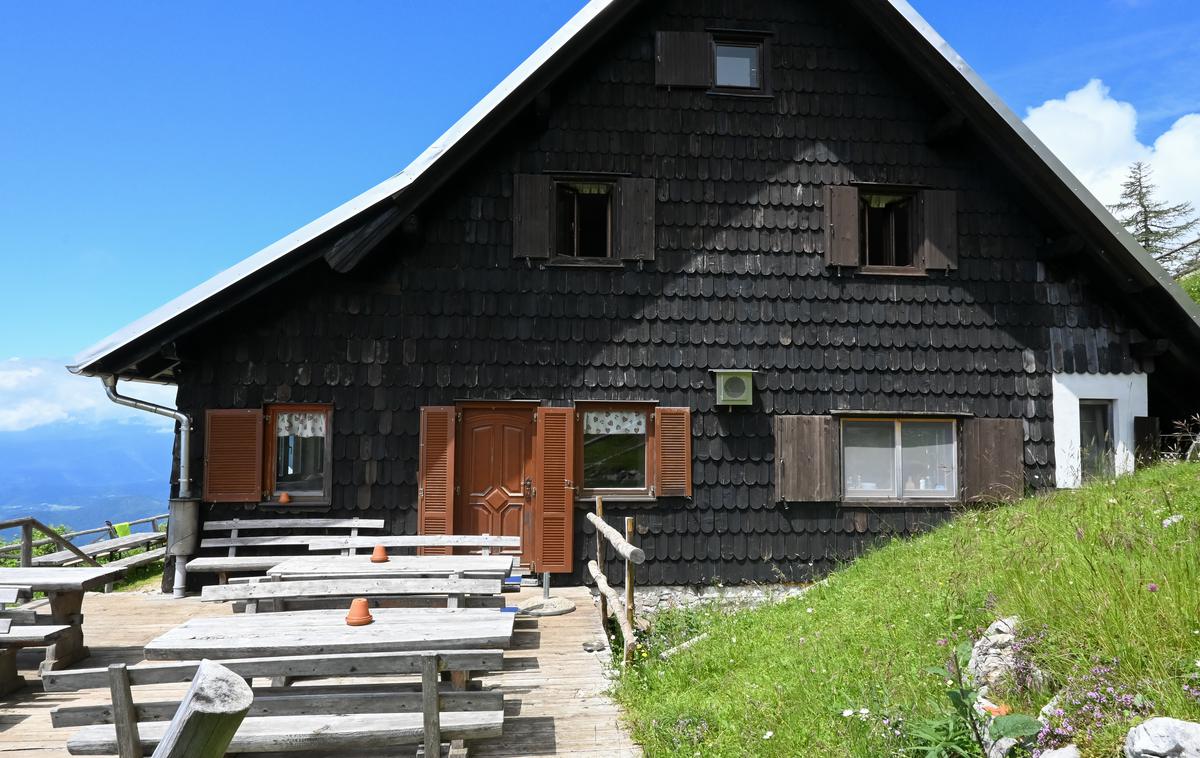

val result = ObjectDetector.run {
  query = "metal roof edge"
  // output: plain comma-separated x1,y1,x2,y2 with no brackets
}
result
68,0,619,376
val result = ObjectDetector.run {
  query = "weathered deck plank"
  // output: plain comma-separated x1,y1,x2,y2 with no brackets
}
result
0,586,639,757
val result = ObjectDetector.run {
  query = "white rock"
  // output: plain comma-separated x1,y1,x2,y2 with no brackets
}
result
1040,746,1080,758
1124,717,1200,758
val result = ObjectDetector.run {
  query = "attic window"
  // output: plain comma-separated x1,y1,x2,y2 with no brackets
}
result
713,41,761,90
861,192,916,268
555,181,613,259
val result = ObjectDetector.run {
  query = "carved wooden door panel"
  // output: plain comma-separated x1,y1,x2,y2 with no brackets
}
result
454,407,535,564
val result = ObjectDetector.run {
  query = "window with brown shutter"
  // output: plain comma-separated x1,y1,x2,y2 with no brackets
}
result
655,407,692,497
962,417,1025,502
203,409,264,503
513,174,553,259
655,31,711,88
575,402,656,498
535,407,575,573
773,415,840,502
264,403,332,504
617,177,656,261
824,185,860,268
921,189,958,270
417,406,456,556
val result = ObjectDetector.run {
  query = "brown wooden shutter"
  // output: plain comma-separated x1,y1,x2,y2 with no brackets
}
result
824,185,860,268
921,189,958,270
417,406,456,556
535,407,575,574
512,174,552,259
655,31,711,88
655,407,692,497
617,177,656,261
203,409,263,503
962,418,1025,502
1134,416,1160,467
774,415,840,502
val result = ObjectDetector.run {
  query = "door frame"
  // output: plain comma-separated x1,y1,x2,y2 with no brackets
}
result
453,401,540,566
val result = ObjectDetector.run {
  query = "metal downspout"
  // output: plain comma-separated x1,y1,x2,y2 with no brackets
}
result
101,375,192,598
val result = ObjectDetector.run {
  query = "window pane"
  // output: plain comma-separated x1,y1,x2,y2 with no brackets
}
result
275,411,326,494
1079,401,1113,480
582,410,647,489
901,422,955,497
862,194,913,267
555,182,612,258
714,43,759,88
843,421,895,496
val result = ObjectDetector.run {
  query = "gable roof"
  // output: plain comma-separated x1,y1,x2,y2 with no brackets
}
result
70,0,1200,380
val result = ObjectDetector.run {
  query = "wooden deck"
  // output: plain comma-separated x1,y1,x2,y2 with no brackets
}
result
0,586,639,757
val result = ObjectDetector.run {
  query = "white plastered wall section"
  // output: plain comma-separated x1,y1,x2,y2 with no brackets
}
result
1051,373,1148,488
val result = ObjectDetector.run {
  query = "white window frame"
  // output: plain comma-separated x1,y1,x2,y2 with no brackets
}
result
842,418,958,501
1051,373,1147,488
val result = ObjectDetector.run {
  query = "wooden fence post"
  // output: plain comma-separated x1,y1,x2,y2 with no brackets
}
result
421,654,441,758
151,660,253,758
19,522,33,568
595,498,607,622
624,517,635,659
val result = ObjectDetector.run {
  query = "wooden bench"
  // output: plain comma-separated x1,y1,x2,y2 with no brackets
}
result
201,577,504,612
33,532,165,568
185,518,385,583
46,650,505,756
0,624,71,695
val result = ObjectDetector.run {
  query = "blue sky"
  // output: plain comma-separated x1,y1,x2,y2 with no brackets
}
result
1,0,1198,428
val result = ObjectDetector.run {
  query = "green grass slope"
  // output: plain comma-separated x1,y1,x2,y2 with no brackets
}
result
615,463,1200,757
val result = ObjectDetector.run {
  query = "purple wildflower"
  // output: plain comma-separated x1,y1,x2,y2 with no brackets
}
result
1147,582,1159,592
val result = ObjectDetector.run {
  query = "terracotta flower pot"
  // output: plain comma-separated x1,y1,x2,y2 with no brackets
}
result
278,492,292,505
370,544,390,563
345,597,373,626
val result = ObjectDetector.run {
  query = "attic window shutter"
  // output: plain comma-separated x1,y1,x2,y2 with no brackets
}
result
512,174,552,259
962,418,1025,502
655,407,692,497
655,31,711,88
921,189,958,270
203,409,263,503
617,177,656,261
417,407,456,556
824,185,860,268
774,415,840,502
535,407,575,573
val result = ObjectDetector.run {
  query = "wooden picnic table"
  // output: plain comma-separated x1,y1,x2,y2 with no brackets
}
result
144,607,515,660
266,554,515,580
32,531,164,567
0,566,125,672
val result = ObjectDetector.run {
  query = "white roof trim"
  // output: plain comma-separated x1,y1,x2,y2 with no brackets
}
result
71,0,1200,376
69,0,618,375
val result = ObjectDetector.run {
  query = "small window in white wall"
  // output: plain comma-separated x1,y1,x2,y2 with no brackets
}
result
1051,373,1147,489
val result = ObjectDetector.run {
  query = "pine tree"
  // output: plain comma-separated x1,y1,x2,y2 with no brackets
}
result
1108,161,1200,275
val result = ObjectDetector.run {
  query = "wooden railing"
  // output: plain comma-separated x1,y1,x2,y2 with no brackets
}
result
585,497,645,666
0,513,168,565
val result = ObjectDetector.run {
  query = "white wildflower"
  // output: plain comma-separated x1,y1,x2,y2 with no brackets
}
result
842,709,854,717
762,731,774,740
860,708,870,715
806,607,814,614
1162,514,1184,528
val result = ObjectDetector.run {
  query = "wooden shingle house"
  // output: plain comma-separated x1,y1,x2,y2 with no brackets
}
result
71,0,1200,586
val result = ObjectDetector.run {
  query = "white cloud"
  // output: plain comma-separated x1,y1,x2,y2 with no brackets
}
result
0,358,177,432
1023,79,1200,218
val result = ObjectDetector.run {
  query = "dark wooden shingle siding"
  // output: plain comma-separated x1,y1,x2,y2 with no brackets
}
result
176,0,1144,585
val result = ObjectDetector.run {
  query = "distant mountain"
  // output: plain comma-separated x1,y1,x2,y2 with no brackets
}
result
0,422,174,532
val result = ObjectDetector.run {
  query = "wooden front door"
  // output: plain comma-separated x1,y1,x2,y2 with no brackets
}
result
454,406,536,565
